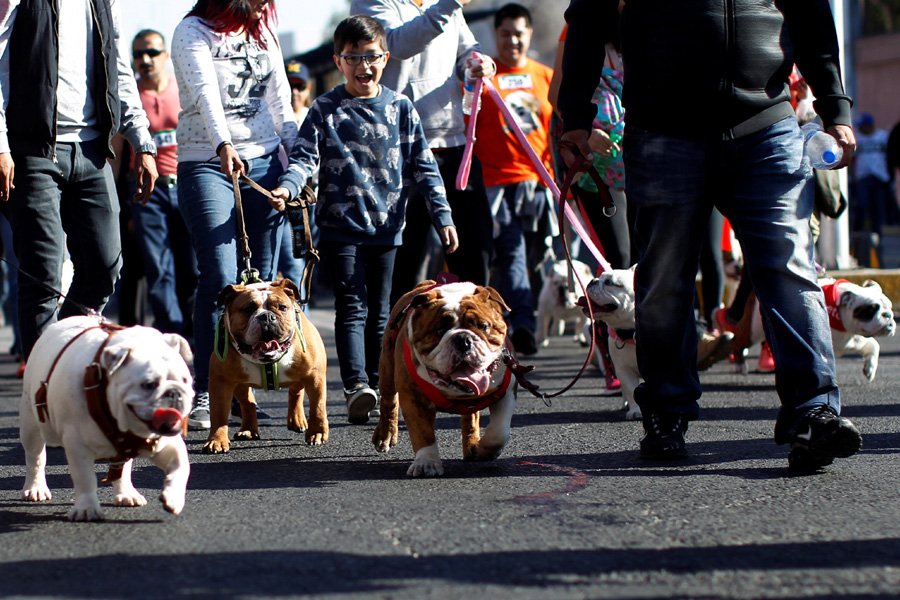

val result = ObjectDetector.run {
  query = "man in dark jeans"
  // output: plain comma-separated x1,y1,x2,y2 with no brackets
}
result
559,0,860,472
0,0,157,361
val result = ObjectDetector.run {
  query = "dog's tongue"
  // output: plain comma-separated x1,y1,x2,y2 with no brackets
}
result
254,340,281,354
152,408,183,434
450,363,491,395
575,296,589,308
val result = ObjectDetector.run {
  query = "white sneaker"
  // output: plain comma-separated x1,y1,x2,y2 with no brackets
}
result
188,392,211,429
345,385,378,425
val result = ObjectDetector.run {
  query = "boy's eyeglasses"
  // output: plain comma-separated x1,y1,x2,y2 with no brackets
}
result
339,53,386,66
133,48,164,60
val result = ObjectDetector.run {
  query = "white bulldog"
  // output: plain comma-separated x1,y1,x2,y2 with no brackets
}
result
734,278,895,380
20,316,193,521
579,266,642,420
536,259,594,347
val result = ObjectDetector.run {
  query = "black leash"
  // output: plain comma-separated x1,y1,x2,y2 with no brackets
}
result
0,255,97,317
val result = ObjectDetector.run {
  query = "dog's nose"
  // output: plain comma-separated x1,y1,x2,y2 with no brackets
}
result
454,335,473,354
263,311,278,324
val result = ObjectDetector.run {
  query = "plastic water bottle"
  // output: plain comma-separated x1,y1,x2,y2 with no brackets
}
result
461,66,481,115
801,122,842,169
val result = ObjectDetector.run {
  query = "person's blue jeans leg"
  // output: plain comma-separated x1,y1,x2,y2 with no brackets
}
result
10,140,121,360
718,119,839,444
624,127,712,420
322,241,395,390
131,182,182,334
489,185,535,332
0,211,20,355
178,152,284,393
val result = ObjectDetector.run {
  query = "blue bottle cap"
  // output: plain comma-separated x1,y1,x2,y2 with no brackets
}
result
823,150,836,163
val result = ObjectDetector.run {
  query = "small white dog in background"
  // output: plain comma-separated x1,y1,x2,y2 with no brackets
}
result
579,266,643,420
536,259,594,348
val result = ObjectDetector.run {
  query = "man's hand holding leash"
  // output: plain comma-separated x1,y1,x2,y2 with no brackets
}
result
0,152,14,202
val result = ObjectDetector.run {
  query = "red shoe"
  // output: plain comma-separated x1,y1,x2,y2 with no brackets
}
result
758,341,775,373
601,368,622,396
713,306,737,334
16,361,25,379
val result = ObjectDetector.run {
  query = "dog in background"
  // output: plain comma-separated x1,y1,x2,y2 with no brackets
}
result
536,259,594,348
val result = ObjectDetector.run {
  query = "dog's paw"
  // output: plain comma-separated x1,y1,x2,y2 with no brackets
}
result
69,497,104,521
372,426,398,453
407,445,443,476
624,408,642,421
305,430,328,446
863,357,877,381
539,338,550,348
23,485,52,502
465,443,503,462
159,490,185,515
233,429,261,442
287,420,307,434
114,490,148,507
202,438,230,454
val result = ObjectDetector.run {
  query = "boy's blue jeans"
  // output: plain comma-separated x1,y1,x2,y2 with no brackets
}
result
320,240,396,392
177,152,284,393
624,117,839,444
9,139,121,359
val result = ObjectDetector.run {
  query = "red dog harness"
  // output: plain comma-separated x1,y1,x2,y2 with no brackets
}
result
402,338,513,415
821,279,848,332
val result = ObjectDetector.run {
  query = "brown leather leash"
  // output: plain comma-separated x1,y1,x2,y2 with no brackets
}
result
507,152,612,405
231,172,320,300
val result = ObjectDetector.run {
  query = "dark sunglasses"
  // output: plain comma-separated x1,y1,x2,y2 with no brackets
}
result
291,81,308,92
133,48,164,60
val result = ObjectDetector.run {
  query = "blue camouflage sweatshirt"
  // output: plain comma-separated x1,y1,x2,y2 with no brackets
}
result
278,84,454,246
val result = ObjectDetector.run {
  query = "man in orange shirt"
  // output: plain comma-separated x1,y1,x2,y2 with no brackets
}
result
474,3,554,355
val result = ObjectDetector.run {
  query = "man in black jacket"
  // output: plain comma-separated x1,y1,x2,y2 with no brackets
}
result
559,0,859,472
0,0,157,360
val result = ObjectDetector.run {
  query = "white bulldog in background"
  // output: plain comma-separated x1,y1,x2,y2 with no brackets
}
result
536,259,594,348
733,279,895,380
578,266,643,420
20,316,193,521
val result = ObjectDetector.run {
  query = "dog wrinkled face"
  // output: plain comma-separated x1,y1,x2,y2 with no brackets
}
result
408,283,509,396
580,267,637,331
102,330,194,437
222,281,300,362
838,281,896,338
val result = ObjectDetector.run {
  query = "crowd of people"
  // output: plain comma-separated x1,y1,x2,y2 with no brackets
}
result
0,0,885,472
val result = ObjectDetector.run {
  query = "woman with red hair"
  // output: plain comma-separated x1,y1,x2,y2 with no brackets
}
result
172,0,297,429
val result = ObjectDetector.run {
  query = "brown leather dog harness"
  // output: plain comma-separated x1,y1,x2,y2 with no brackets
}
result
34,322,159,482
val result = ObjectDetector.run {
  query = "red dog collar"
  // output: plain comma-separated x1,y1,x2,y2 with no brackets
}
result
821,279,848,332
402,339,512,415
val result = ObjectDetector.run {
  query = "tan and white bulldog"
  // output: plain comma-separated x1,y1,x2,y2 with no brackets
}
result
374,280,516,476
579,266,643,420
203,279,328,454
536,259,594,348
20,316,193,521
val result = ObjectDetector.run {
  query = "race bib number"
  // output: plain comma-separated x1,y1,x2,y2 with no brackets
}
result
498,73,533,91
153,129,177,149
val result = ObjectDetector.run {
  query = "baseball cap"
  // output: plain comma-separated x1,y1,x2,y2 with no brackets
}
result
857,113,874,128
286,59,310,84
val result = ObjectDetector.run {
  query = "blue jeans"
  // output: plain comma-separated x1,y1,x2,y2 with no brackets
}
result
624,117,839,444
131,178,198,336
488,183,537,332
178,152,285,392
9,139,121,359
321,240,396,391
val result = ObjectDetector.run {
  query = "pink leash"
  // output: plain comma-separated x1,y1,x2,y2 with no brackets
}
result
456,65,613,273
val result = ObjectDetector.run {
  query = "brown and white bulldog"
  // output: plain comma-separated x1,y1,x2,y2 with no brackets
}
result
374,280,516,476
203,279,328,453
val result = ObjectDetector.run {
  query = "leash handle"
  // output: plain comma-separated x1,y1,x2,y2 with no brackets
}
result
456,76,483,191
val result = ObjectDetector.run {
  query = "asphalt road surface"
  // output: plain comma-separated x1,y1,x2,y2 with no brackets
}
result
1,299,899,600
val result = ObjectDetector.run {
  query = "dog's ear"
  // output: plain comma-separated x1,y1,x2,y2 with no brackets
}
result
100,345,131,377
479,285,511,313
275,278,302,301
838,291,854,308
163,333,194,364
217,284,242,308
861,280,884,293
629,264,637,272
410,289,437,309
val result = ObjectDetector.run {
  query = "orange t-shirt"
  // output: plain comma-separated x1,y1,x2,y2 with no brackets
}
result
473,58,555,188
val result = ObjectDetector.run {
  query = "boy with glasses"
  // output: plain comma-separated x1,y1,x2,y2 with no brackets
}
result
271,16,458,424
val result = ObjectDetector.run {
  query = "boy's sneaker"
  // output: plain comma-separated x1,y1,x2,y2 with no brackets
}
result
713,306,737,334
640,412,689,459
230,397,274,426
788,406,862,473
345,385,378,425
188,392,211,429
